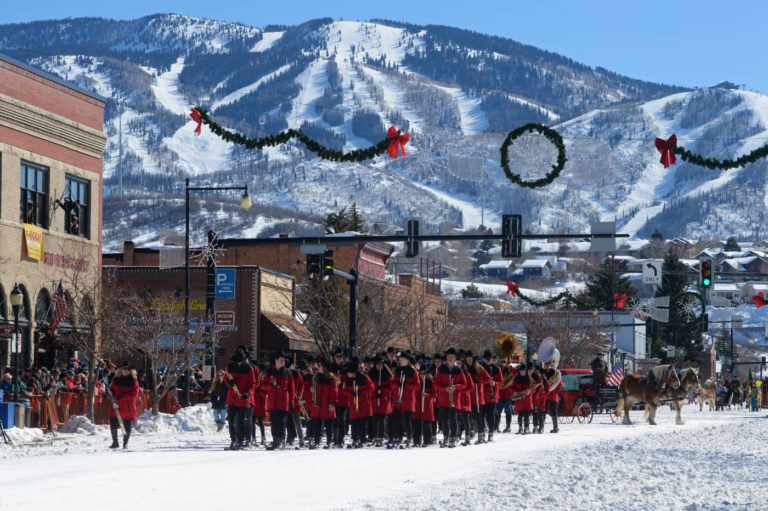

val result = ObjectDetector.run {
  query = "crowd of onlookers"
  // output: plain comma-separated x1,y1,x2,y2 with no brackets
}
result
0,358,95,404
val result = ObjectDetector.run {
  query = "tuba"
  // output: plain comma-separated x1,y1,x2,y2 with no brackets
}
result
537,337,560,367
495,333,518,360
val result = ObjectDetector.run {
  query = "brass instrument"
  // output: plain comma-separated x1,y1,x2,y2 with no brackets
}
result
353,381,359,412
448,374,454,408
397,370,406,403
421,374,426,413
224,370,241,399
495,333,518,361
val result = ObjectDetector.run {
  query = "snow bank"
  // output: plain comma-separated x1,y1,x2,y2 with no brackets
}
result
5,426,46,444
135,404,215,434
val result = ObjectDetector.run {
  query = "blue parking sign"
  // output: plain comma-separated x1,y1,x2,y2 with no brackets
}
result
215,269,236,298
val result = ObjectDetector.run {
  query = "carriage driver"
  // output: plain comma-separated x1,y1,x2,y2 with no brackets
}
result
590,352,608,396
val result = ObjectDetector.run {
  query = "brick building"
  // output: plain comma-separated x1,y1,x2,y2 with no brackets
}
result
0,54,107,369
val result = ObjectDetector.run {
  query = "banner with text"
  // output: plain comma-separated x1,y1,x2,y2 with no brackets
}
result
23,223,44,261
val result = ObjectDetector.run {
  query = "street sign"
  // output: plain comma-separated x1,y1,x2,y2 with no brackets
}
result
215,269,236,299
590,221,616,252
215,311,235,326
642,260,663,285
731,315,743,329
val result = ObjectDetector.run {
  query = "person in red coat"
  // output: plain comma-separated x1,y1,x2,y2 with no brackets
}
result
340,363,374,448
457,352,475,445
530,367,548,434
433,347,466,448
262,352,296,450
509,364,533,434
285,358,305,448
413,361,436,447
108,363,140,449
497,360,518,433
368,356,394,447
252,364,268,446
464,351,491,444
308,358,339,449
543,361,562,433
481,351,504,441
390,351,420,449
225,345,257,450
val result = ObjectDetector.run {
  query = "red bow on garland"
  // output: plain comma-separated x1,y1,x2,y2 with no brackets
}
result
506,281,520,297
752,292,765,309
655,134,677,168
190,108,203,136
386,126,409,159
614,293,627,309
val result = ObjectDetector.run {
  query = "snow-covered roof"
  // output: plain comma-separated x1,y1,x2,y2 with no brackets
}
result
481,260,513,269
521,259,551,269
723,256,760,271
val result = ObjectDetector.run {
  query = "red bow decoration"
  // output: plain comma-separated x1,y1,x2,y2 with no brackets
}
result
614,293,627,309
506,281,520,297
654,134,677,168
752,292,765,309
386,126,409,159
190,108,203,136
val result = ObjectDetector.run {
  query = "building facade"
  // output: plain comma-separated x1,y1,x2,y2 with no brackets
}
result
0,54,107,369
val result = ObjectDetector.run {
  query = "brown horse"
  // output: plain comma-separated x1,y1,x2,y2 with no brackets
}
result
644,367,700,425
697,379,716,411
615,364,680,425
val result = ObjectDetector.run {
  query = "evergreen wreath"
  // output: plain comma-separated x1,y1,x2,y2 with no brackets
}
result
190,107,400,162
500,123,568,189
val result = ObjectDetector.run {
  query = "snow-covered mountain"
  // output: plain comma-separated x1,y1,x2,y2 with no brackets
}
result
6,14,762,247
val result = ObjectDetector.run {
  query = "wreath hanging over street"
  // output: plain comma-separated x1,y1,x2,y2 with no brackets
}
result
500,123,568,189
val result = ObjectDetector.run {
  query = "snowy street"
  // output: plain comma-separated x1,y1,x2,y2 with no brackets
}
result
1,406,764,510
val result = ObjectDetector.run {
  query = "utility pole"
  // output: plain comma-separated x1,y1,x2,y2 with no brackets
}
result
118,99,123,199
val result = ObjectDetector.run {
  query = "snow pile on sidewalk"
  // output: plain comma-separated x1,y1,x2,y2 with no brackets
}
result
135,404,215,434
58,415,102,435
4,426,46,444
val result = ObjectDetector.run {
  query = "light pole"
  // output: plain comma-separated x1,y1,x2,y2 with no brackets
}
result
10,284,23,403
184,178,251,406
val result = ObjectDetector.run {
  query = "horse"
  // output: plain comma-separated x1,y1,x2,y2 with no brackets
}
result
697,379,717,411
615,364,680,425
644,367,700,425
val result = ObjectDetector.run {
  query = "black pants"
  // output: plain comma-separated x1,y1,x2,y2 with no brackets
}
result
438,407,459,440
227,405,249,443
367,416,376,441
286,411,303,444
109,417,133,445
310,417,334,446
471,407,483,436
518,410,531,430
372,414,388,440
334,406,348,445
392,409,412,443
412,419,433,445
482,403,496,436
351,418,368,442
252,416,266,443
546,401,559,430
270,410,287,444
244,406,253,443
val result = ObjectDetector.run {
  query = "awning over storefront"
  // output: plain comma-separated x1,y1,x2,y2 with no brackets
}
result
261,311,319,353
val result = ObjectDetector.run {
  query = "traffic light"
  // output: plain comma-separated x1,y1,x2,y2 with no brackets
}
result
501,214,522,258
406,219,420,258
699,259,713,288
322,249,334,277
306,253,322,278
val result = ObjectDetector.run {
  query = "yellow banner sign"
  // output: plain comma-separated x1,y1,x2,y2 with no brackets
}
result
22,223,44,261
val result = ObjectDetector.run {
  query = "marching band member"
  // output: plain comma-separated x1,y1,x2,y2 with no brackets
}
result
464,350,491,444
369,356,394,447
434,347,466,448
413,359,436,447
340,362,375,448
252,363,268,447
389,351,420,449
457,350,474,446
331,348,349,448
262,352,296,450
481,350,504,442
285,358,305,448
510,363,533,434
225,345,257,451
308,358,339,449
530,366,547,434
496,359,517,433
543,360,562,433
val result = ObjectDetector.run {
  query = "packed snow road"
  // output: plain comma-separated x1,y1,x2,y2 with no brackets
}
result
0,406,764,510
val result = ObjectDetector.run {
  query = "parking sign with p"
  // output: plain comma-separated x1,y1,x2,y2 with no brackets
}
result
215,269,236,299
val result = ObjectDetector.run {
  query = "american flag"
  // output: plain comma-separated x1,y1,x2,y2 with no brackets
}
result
52,281,67,328
606,362,624,386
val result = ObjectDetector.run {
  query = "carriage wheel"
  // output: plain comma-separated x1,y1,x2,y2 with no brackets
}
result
577,403,593,423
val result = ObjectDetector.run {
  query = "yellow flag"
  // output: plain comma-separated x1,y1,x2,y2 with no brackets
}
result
22,223,44,261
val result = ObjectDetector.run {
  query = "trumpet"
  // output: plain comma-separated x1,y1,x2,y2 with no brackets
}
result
353,382,359,412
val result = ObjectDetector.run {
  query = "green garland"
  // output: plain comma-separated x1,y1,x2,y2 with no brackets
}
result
500,123,567,189
675,143,768,170
516,289,595,310
193,107,391,162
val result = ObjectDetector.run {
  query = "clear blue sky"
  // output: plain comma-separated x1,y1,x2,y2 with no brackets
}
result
7,0,768,93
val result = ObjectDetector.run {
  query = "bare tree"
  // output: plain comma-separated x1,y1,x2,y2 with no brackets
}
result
514,308,606,366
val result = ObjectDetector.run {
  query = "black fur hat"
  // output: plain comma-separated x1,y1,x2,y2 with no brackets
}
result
398,350,416,364
387,346,396,354
232,345,249,363
483,350,494,360
333,347,345,356
444,347,457,356
433,352,444,361
464,350,474,359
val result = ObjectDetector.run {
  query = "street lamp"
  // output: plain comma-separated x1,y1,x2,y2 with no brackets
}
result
184,178,250,406
10,284,23,403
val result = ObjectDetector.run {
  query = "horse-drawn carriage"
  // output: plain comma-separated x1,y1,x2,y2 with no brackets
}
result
557,368,621,424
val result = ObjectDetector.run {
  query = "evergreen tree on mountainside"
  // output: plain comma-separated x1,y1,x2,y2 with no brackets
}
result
577,261,636,310
650,249,702,363
323,203,365,234
724,237,741,252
